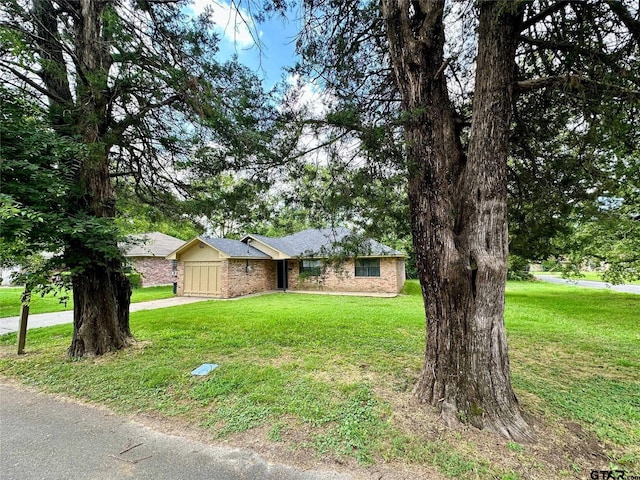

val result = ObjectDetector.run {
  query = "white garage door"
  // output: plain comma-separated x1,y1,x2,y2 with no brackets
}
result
184,261,221,296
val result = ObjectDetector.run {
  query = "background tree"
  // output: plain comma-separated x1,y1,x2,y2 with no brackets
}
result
0,87,81,292
115,186,202,241
294,0,639,440
0,0,286,356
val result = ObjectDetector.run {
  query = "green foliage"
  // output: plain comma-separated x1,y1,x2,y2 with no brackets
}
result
115,187,201,240
0,0,295,300
541,258,562,272
294,0,639,288
126,273,142,289
182,174,276,238
0,89,78,267
506,255,533,281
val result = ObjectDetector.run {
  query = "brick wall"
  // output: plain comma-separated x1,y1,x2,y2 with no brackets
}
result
224,259,275,298
287,257,405,294
176,261,184,295
396,259,406,292
130,257,177,287
175,257,405,298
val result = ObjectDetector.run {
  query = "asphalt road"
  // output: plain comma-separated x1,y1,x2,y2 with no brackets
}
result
0,383,351,480
534,275,640,294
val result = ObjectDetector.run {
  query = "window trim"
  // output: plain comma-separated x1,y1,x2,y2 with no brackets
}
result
355,258,381,277
299,259,322,277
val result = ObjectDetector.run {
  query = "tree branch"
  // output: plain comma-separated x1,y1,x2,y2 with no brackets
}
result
110,94,183,137
0,61,70,104
520,0,573,32
515,74,640,100
603,0,640,41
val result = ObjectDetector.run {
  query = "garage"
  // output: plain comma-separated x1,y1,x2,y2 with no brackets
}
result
167,236,272,298
183,261,221,296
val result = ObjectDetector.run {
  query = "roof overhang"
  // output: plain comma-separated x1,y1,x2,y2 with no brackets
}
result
167,236,274,260
165,237,230,260
241,235,292,260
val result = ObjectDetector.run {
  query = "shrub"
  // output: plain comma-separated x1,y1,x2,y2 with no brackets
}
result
507,255,533,281
127,272,142,289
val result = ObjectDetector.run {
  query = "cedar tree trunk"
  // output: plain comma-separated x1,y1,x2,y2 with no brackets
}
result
33,0,133,356
382,0,534,441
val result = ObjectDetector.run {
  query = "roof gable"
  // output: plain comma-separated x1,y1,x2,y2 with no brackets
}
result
166,236,272,260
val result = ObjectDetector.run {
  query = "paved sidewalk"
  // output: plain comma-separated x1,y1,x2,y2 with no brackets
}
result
0,290,400,336
0,296,212,335
0,383,350,480
534,275,640,294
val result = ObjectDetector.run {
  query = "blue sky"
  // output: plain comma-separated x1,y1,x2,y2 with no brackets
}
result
188,0,301,88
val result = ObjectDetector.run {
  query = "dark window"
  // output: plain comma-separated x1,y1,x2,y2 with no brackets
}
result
300,259,321,276
355,258,380,277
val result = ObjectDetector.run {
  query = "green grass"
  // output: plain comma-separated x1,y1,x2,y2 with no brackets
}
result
506,282,640,449
0,285,175,318
1,281,638,478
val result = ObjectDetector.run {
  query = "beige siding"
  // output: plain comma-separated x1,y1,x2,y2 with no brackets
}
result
180,244,222,262
183,261,221,296
396,259,406,293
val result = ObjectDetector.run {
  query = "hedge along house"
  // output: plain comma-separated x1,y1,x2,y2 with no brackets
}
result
167,227,406,298
122,232,185,287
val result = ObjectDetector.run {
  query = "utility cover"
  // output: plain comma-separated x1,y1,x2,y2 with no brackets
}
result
191,363,218,376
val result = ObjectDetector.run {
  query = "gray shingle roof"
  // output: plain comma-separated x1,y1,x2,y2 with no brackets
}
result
249,228,404,258
122,232,185,257
201,237,271,258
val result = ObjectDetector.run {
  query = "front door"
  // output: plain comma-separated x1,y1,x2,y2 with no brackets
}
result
276,260,288,290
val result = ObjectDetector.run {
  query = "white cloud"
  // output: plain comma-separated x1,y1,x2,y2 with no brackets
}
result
284,74,333,119
189,0,257,49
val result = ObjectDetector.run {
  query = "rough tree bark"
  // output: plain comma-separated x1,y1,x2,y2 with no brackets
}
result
381,0,534,441
34,0,133,356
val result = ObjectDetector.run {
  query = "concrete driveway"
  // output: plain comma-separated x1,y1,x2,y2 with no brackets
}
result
0,296,212,335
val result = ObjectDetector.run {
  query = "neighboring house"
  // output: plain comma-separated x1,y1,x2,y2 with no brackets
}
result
122,232,186,287
167,227,406,298
1,265,21,286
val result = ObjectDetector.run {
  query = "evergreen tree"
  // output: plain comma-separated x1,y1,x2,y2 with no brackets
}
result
0,0,286,355
294,0,639,440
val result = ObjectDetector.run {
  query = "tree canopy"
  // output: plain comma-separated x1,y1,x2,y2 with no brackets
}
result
0,0,291,355
291,0,640,280
290,0,640,440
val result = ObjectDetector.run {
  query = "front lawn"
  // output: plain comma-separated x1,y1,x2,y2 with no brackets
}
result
0,285,175,318
1,281,638,478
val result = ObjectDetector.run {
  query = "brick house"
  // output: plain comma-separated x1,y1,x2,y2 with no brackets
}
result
123,232,185,287
167,228,406,298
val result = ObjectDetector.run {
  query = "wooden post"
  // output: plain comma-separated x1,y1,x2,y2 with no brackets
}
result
17,288,31,355
17,304,29,355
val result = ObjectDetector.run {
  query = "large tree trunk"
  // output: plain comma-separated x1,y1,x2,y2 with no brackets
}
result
69,265,132,357
382,0,533,441
34,0,133,356
67,136,133,357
